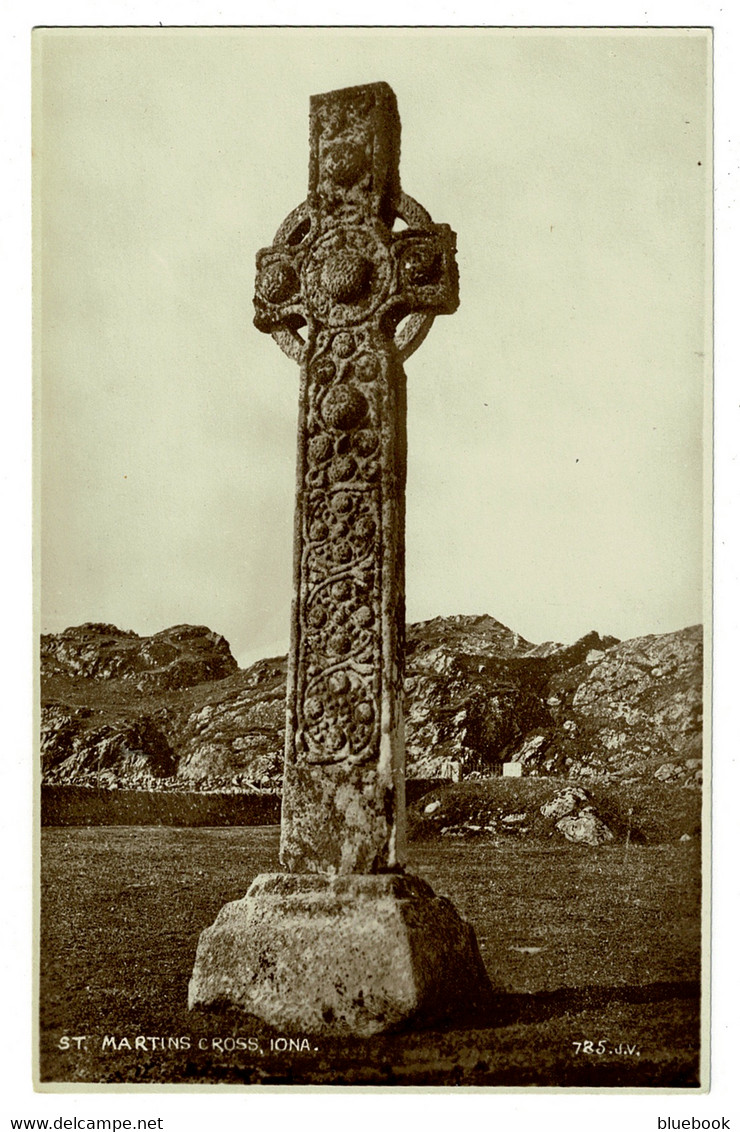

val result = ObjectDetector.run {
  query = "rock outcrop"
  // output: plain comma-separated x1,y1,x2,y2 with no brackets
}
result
406,777,701,845
41,623,238,692
40,616,703,790
409,781,616,844
404,617,622,778
41,705,177,785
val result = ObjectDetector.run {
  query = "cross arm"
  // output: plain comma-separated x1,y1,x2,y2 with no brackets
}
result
389,224,459,322
253,242,306,335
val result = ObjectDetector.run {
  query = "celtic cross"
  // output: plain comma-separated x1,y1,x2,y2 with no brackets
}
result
190,82,487,1034
254,82,459,875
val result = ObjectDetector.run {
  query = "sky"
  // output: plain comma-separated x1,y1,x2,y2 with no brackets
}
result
35,28,711,666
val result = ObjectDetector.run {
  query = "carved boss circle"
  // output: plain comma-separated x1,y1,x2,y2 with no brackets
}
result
256,260,300,305
304,224,392,327
321,140,369,188
263,195,439,361
320,385,368,431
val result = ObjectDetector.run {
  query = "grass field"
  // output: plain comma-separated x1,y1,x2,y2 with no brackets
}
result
39,807,702,1088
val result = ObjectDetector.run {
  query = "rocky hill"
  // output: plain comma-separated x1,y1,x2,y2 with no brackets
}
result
40,616,703,791
41,622,238,690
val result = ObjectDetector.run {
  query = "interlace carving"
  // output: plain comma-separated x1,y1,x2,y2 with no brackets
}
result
254,82,458,783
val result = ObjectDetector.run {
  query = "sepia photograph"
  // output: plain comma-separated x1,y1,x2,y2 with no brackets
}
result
33,26,711,1090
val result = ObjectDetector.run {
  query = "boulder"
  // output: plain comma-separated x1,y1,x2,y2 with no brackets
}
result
654,762,684,781
556,811,614,847
540,786,591,820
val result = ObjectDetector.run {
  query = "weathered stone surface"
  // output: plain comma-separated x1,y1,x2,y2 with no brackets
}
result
253,82,458,874
174,660,286,788
407,620,702,782
41,644,286,790
187,83,494,1034
404,622,621,779
407,779,700,846
654,762,685,782
188,872,491,1035
41,710,176,785
540,787,614,845
562,628,704,770
413,783,616,846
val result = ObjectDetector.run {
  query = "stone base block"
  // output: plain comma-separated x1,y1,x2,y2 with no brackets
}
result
188,872,492,1036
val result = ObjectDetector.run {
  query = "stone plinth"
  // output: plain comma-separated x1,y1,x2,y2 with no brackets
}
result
188,872,492,1036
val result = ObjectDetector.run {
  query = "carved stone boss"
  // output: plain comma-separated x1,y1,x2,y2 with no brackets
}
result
254,82,459,874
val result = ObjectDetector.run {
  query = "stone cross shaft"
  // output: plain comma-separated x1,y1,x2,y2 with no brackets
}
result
254,82,458,875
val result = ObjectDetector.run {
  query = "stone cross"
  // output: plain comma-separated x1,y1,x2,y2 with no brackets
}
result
189,84,490,1035
253,81,459,875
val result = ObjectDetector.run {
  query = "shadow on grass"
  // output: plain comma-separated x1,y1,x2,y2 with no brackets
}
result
438,978,701,1032
198,978,700,1038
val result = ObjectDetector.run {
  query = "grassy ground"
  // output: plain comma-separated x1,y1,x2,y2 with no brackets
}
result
39,803,702,1088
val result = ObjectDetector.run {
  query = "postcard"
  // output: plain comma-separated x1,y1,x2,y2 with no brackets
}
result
33,25,711,1094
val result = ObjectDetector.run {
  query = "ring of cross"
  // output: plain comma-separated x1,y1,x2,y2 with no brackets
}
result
269,193,437,365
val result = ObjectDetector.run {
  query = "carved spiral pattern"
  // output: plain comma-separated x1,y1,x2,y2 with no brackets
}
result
296,322,386,765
